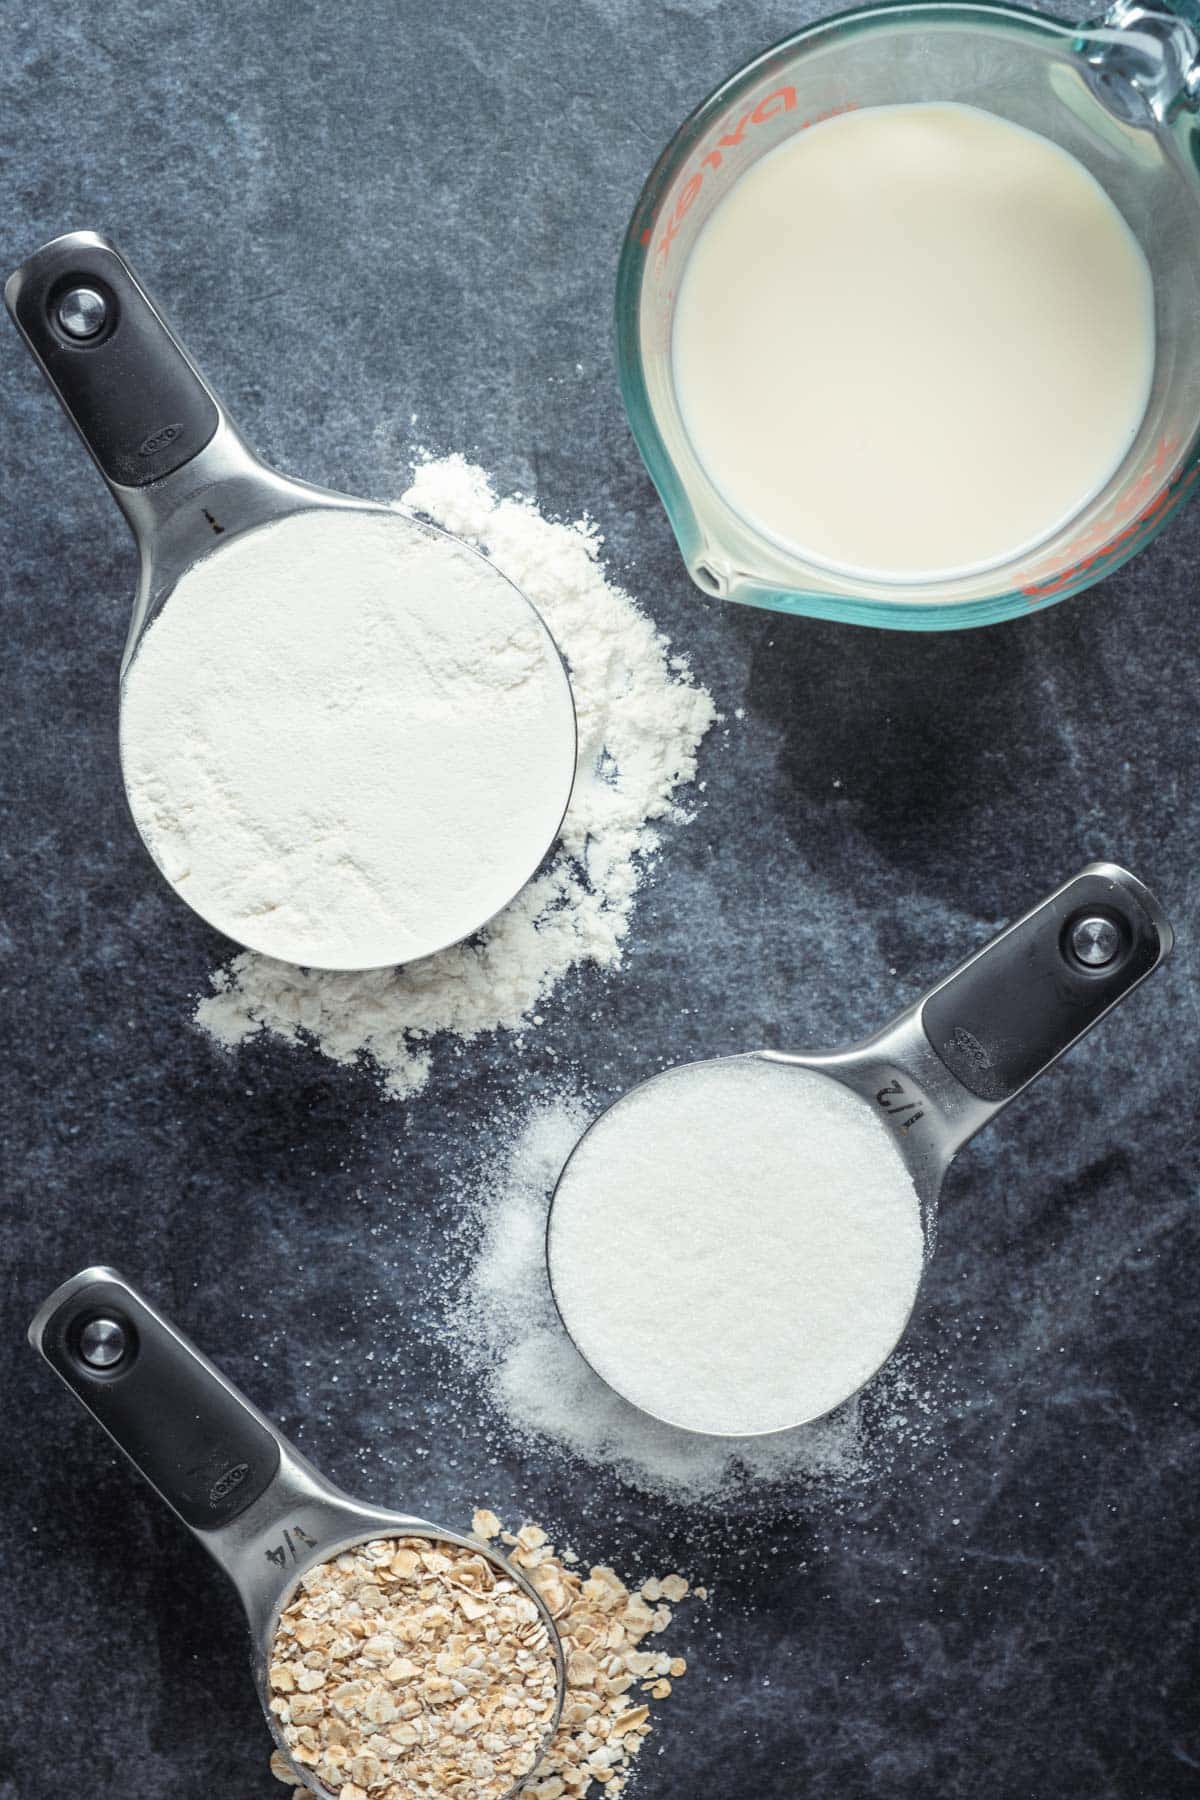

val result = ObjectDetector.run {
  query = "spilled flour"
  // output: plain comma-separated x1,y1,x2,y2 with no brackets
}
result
196,457,716,1097
439,1097,932,1503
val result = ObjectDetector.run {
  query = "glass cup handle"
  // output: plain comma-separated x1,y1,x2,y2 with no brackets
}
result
1083,1,1200,120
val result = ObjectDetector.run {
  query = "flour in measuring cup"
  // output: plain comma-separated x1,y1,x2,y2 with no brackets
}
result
672,102,1154,580
195,459,716,1095
121,508,572,970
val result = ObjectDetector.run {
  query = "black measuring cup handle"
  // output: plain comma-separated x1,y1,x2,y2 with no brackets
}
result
29,1266,282,1532
921,862,1172,1104
4,230,220,489
29,1270,426,1649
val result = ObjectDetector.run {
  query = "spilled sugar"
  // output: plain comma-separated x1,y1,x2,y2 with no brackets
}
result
437,1096,938,1503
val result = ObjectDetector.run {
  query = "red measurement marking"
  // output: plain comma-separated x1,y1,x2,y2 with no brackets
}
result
1021,435,1196,602
649,87,859,273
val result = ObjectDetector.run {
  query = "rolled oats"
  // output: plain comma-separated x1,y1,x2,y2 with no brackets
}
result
473,1513,692,1800
270,1517,696,1800
269,1536,557,1800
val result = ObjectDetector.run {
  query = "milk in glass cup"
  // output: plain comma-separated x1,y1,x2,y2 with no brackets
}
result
616,1,1200,629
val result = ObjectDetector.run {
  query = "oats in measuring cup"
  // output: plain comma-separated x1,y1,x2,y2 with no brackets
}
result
267,1535,559,1800
268,1516,699,1800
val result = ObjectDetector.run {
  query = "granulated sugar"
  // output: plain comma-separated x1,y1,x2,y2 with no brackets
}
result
547,1058,925,1436
123,509,573,970
442,1097,877,1502
196,459,716,1095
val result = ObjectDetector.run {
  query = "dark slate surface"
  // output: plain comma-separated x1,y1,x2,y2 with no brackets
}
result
1,3,1197,1797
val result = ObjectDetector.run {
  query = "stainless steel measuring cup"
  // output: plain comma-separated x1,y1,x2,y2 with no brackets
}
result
29,1267,565,1797
547,862,1172,1435
5,231,577,970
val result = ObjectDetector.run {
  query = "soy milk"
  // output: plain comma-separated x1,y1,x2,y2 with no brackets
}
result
671,103,1155,582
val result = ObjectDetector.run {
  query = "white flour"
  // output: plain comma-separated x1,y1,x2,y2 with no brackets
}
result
547,1058,926,1436
443,1096,883,1502
196,458,716,1094
122,509,573,969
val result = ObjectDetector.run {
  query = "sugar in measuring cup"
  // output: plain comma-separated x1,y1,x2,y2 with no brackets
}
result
618,0,1200,628
6,233,576,969
546,864,1172,1435
29,1268,565,1800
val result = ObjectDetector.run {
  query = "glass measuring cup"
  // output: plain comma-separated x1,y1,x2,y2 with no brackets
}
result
546,863,1172,1435
616,0,1200,629
5,232,577,970
29,1268,565,1798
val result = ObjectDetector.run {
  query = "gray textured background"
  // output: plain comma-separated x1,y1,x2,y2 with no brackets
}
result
2,2,1198,1796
